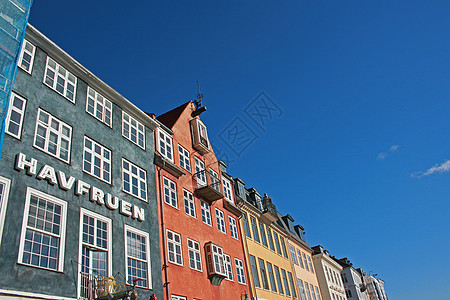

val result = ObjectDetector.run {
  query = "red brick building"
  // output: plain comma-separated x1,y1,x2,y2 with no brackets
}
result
151,101,250,300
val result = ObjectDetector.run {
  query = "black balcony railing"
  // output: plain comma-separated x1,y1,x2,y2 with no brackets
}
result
194,169,223,203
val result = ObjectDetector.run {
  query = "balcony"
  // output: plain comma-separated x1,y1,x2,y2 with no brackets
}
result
79,273,136,300
223,199,242,216
154,154,186,178
194,169,223,204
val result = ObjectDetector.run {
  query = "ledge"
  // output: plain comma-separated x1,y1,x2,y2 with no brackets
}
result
195,185,223,204
223,200,242,216
154,155,186,178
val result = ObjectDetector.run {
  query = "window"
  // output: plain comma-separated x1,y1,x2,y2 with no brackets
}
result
5,92,26,139
18,188,67,271
250,216,260,243
325,266,331,282
290,245,299,265
123,111,145,149
274,265,284,294
235,258,246,284
86,87,112,127
18,39,35,73
194,157,206,187
288,272,298,298
281,269,291,296
249,255,260,288
298,279,307,300
297,249,305,268
229,216,238,239
171,296,186,300
310,284,318,300
315,287,322,300
259,222,267,247
167,230,182,265
302,252,309,271
224,254,233,281
223,178,233,203
201,201,211,226
258,258,269,290
273,231,282,255
266,262,277,292
79,209,111,296
183,189,195,217
209,169,220,192
237,181,245,199
0,177,11,247
163,177,177,208
280,236,289,259
242,212,251,238
267,227,275,251
307,256,314,273
157,129,173,162
125,226,150,288
191,118,210,150
215,208,226,233
34,109,72,163
346,289,352,298
83,136,111,183
305,282,312,300
122,159,147,201
44,57,77,102
255,194,263,211
178,145,191,171
187,239,202,271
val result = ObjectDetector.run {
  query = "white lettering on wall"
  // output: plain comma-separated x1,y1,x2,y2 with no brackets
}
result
37,165,58,185
105,194,119,210
90,186,105,205
15,153,37,176
120,200,132,217
133,205,145,222
57,171,75,191
75,180,91,196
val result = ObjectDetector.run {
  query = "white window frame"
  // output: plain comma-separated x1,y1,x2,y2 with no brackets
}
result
183,189,195,218
33,108,72,163
171,296,187,300
197,119,209,147
83,136,112,184
224,254,234,281
0,176,11,248
235,258,246,284
290,244,299,265
201,201,211,226
122,111,145,149
43,57,77,102
222,177,233,203
18,39,36,74
122,158,148,201
187,238,202,272
194,157,206,187
157,128,173,161
167,229,183,266
178,144,191,172
124,225,152,289
86,87,112,127
5,92,26,139
163,177,177,208
18,188,67,272
215,208,226,234
78,209,112,298
229,216,239,240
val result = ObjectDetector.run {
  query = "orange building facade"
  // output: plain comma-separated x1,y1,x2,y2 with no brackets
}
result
151,101,250,300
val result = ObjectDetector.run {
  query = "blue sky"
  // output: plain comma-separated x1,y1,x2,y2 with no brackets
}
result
29,1,450,298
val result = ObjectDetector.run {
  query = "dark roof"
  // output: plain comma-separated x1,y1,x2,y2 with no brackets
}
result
156,101,191,129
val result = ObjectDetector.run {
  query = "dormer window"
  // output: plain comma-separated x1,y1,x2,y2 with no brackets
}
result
255,195,263,211
190,119,210,152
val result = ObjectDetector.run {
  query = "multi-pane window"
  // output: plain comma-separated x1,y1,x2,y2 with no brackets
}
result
187,239,202,271
298,279,307,300
266,262,277,292
215,209,226,233
209,169,220,192
259,222,267,247
167,230,182,265
250,216,260,243
194,157,206,187
305,282,312,300
44,57,77,102
86,87,112,127
34,109,72,163
288,272,298,298
0,177,11,247
282,269,291,296
19,189,66,271
157,129,173,161
224,254,233,281
122,111,145,149
171,295,187,300
178,145,191,171
122,159,147,201
83,137,111,183
273,231,282,255
201,201,211,226
229,216,238,239
80,209,111,296
235,258,246,284
297,249,305,268
5,92,26,139
183,189,195,217
249,255,260,288
163,177,177,208
18,39,35,73
315,286,322,300
258,258,270,290
310,284,317,300
280,236,289,259
274,265,284,294
302,253,309,271
290,245,299,264
242,212,251,238
267,227,275,251
125,226,150,288
222,178,233,203
307,256,314,273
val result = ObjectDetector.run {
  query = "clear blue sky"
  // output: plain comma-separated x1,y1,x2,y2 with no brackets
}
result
29,1,450,299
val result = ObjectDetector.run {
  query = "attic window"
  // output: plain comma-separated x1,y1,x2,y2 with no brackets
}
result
190,119,210,152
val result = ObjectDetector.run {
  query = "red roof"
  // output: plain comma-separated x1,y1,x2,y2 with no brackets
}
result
156,101,191,129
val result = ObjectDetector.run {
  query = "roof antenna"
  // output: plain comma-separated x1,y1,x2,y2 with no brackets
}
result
192,80,207,116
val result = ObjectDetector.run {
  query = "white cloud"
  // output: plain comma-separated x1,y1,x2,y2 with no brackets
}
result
412,159,450,178
377,145,399,160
